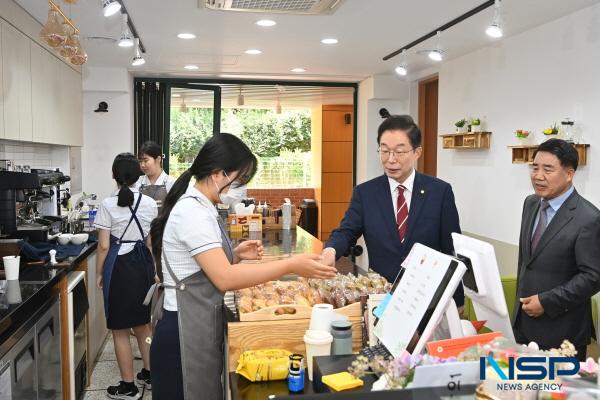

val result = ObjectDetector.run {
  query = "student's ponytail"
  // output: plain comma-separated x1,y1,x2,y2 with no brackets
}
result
112,153,141,207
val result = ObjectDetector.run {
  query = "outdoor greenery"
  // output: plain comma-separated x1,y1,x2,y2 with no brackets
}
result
169,108,312,187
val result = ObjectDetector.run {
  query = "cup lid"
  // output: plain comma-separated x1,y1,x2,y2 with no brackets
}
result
331,320,352,330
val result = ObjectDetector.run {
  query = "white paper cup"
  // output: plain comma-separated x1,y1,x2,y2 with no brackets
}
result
3,256,20,280
303,330,333,381
7,279,22,304
309,303,334,332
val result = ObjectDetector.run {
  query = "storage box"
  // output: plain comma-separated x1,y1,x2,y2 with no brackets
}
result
227,213,262,233
227,302,363,370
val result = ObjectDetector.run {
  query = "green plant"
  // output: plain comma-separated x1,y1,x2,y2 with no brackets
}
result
454,118,466,128
471,118,481,126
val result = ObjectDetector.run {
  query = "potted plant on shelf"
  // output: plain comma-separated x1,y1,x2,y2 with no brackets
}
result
515,129,530,141
454,118,467,133
542,123,559,136
470,118,481,132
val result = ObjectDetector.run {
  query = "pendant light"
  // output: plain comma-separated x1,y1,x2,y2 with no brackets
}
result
40,9,67,48
118,14,134,47
132,38,145,66
69,34,87,65
180,97,188,113
237,87,245,106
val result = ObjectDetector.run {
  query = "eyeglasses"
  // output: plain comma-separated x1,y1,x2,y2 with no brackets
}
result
377,148,415,160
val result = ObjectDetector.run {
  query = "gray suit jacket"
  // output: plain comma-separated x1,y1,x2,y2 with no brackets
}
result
512,189,600,348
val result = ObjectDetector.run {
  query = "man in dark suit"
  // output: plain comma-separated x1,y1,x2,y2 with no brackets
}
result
321,115,464,307
513,138,600,360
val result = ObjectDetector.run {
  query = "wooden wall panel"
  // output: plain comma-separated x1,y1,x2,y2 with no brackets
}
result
321,173,353,203
320,203,350,233
322,110,353,141
322,141,353,172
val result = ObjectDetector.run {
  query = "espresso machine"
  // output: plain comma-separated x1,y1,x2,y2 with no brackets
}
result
0,169,70,242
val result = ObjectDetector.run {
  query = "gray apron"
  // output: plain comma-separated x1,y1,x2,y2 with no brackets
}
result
148,197,234,400
139,181,168,210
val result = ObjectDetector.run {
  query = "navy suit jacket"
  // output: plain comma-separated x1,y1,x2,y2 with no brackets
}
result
325,172,464,306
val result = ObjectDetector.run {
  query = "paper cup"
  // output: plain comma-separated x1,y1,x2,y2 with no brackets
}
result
309,303,334,332
7,279,22,304
3,256,20,280
303,330,333,381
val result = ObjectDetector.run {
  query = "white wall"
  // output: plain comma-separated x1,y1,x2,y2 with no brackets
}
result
81,67,134,201
436,3,600,251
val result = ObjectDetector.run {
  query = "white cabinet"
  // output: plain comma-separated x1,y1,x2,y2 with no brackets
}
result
2,18,82,146
1,20,32,141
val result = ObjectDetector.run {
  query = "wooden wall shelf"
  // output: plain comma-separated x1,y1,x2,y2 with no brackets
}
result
440,132,491,149
508,143,590,166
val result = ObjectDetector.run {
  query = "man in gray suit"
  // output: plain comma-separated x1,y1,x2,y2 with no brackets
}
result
513,138,600,360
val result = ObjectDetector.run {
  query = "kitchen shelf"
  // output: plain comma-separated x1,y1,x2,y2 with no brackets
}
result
508,143,590,166
440,132,491,149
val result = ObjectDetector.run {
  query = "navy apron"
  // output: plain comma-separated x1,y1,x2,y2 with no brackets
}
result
102,193,154,318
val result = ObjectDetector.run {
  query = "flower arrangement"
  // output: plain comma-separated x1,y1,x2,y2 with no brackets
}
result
515,129,530,139
543,123,559,135
348,338,578,391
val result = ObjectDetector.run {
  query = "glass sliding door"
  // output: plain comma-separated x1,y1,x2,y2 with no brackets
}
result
165,83,221,177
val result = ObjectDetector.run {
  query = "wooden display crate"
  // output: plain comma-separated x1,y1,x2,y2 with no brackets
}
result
227,302,362,370
440,132,491,149
508,143,589,166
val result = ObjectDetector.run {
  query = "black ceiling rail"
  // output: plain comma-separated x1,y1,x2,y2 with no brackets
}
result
382,0,495,61
117,0,145,53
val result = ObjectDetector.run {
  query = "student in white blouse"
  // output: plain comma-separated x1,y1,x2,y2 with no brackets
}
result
149,133,337,400
135,141,176,210
95,153,157,399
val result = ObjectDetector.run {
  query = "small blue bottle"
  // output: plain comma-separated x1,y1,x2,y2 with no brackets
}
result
288,354,304,393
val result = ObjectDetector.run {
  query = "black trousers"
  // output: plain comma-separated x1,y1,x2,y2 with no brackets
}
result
150,310,184,399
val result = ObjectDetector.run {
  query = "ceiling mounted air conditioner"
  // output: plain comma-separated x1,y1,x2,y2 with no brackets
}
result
199,0,344,15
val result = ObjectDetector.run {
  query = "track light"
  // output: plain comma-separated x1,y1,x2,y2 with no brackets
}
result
486,0,503,38
394,49,408,76
118,14,133,47
131,38,145,66
102,0,121,17
428,31,443,62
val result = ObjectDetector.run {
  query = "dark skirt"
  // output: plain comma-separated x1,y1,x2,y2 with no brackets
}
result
150,310,184,399
106,248,153,330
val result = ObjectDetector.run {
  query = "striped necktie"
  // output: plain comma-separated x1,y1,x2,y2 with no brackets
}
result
396,185,409,243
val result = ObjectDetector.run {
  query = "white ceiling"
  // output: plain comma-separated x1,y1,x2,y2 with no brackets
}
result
14,0,600,81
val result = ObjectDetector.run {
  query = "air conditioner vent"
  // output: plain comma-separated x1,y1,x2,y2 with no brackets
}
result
200,0,343,15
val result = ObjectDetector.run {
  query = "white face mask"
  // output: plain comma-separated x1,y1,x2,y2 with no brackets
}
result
213,172,246,206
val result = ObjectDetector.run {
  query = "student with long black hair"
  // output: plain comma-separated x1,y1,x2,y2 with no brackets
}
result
95,153,158,399
136,141,176,210
149,133,337,400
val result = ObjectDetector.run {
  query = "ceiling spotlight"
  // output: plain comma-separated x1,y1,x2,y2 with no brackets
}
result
486,0,503,38
118,14,133,48
237,87,245,106
102,0,121,17
291,67,306,73
256,19,276,27
184,65,199,70
428,49,443,62
131,38,145,66
321,38,338,45
395,64,408,76
245,49,262,55
177,33,196,39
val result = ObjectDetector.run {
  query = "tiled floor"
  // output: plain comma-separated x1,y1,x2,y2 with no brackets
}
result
84,335,152,399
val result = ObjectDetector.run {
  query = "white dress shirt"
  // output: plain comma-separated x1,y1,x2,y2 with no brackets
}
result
135,170,176,192
388,168,415,214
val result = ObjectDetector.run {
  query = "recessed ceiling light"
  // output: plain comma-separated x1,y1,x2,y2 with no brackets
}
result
177,33,196,40
291,68,306,73
321,38,338,45
256,19,276,27
184,65,199,70
172,94,181,97
245,49,262,55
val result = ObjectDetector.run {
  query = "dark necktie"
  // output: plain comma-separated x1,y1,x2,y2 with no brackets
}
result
396,185,409,243
531,200,550,252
